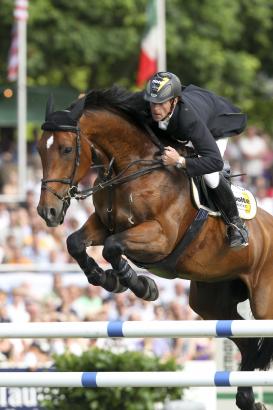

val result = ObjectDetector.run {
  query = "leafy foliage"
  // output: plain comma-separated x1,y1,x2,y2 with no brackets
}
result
1,0,273,130
41,348,183,410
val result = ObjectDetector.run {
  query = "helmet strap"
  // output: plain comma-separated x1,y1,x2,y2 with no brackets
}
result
162,98,176,121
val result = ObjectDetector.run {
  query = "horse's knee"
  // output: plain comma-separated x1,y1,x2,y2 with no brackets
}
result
66,231,84,257
103,236,124,262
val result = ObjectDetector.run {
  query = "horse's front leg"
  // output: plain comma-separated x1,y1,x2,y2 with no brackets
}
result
66,212,127,293
102,220,171,301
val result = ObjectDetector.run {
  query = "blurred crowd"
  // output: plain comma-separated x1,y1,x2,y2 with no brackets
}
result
0,277,213,370
225,126,273,214
0,124,272,370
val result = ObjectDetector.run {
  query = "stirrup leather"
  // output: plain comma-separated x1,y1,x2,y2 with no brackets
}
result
227,221,249,247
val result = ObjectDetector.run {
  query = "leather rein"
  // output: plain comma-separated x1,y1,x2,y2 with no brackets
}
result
41,127,81,205
41,126,164,204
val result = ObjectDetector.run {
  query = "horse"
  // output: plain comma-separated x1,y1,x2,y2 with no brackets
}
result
37,86,273,410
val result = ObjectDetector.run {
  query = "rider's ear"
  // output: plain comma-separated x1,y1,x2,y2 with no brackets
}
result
69,97,85,121
45,94,54,120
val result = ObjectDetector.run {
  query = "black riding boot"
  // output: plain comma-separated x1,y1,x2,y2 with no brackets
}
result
210,176,249,248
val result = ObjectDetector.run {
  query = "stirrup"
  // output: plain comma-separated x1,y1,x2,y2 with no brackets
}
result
227,222,249,248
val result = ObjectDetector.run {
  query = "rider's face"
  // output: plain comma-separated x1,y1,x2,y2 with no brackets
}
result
150,99,177,122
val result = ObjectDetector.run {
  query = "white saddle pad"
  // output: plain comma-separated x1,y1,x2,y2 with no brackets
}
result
191,179,257,220
231,184,257,220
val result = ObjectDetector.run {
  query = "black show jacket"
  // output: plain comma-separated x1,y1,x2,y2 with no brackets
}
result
147,84,247,177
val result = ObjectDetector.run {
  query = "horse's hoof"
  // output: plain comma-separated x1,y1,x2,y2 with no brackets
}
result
255,403,267,410
105,269,127,293
138,275,159,301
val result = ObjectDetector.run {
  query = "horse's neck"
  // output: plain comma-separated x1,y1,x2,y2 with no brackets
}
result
81,110,156,169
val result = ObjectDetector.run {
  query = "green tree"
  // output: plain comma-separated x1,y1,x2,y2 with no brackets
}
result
1,0,273,129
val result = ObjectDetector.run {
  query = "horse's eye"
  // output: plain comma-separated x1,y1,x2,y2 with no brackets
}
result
63,147,73,154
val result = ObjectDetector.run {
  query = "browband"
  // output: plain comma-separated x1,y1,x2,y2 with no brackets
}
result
41,121,79,132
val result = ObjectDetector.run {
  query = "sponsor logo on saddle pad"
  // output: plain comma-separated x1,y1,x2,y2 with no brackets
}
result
231,184,257,220
191,179,257,220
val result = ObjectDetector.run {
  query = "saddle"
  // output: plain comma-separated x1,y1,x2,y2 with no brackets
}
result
145,126,257,223
174,143,257,221
191,172,257,220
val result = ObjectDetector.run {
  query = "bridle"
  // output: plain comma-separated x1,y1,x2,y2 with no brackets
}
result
41,125,81,205
40,108,166,202
40,115,167,231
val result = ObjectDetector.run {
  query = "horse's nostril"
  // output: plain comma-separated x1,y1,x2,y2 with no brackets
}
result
49,208,56,217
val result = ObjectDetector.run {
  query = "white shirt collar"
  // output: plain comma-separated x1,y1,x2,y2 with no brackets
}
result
158,118,169,130
157,108,175,130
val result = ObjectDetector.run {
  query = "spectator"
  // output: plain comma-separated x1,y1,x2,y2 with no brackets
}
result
184,337,215,361
0,203,10,240
55,287,78,320
255,177,273,215
72,285,103,319
238,126,268,187
6,287,30,323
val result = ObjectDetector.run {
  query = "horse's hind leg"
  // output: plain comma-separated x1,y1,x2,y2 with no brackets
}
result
67,212,127,293
102,220,171,301
232,265,273,410
189,280,267,410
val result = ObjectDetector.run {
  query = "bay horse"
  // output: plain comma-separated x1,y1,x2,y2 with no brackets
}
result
37,87,273,410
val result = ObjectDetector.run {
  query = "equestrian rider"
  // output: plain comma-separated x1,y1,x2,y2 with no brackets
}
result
143,71,248,249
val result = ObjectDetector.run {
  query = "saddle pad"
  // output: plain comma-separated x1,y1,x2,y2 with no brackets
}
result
231,184,257,220
191,179,257,220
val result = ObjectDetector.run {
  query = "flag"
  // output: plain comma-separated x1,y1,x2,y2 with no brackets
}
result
136,0,158,87
7,24,18,82
7,0,29,82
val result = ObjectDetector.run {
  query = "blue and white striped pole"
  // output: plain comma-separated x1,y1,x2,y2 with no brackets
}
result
0,320,273,338
0,372,273,387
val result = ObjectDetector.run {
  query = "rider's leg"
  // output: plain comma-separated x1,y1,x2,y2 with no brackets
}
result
204,172,248,248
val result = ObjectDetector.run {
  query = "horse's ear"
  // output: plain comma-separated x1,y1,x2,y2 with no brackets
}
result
45,94,54,120
69,97,85,121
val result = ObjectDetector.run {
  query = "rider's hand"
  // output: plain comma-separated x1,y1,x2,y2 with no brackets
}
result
161,146,181,166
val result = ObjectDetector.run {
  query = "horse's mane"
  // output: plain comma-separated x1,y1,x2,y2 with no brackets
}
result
84,86,148,126
83,86,196,155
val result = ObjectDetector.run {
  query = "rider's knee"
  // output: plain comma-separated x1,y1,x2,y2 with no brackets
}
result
204,171,220,189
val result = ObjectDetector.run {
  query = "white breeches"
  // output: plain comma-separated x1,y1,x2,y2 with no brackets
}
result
203,138,228,189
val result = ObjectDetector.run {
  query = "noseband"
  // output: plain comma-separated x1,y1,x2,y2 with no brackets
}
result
41,124,81,204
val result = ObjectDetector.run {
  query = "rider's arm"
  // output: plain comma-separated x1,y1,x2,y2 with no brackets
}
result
177,105,224,177
185,119,224,177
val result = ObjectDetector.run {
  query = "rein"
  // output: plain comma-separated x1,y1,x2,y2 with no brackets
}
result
73,158,164,200
40,126,164,203
72,123,165,200
41,128,81,203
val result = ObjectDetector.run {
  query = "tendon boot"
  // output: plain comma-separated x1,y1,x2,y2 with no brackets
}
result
209,175,249,248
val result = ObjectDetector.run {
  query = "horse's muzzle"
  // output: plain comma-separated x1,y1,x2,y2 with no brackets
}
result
37,204,62,227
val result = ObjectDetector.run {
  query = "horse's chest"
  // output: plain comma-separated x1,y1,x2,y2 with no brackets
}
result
94,189,154,231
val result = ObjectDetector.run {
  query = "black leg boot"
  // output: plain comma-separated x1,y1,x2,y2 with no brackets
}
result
209,175,249,248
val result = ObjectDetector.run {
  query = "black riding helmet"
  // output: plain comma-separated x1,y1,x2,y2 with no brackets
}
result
144,71,182,103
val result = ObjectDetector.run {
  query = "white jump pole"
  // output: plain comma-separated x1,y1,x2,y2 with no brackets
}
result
0,372,273,387
0,320,273,338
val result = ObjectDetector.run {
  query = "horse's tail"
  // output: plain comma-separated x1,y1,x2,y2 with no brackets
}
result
240,337,273,370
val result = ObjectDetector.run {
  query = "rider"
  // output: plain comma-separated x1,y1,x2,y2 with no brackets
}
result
143,71,248,249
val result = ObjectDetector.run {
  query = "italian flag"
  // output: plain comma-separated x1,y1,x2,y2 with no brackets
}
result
136,0,158,87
